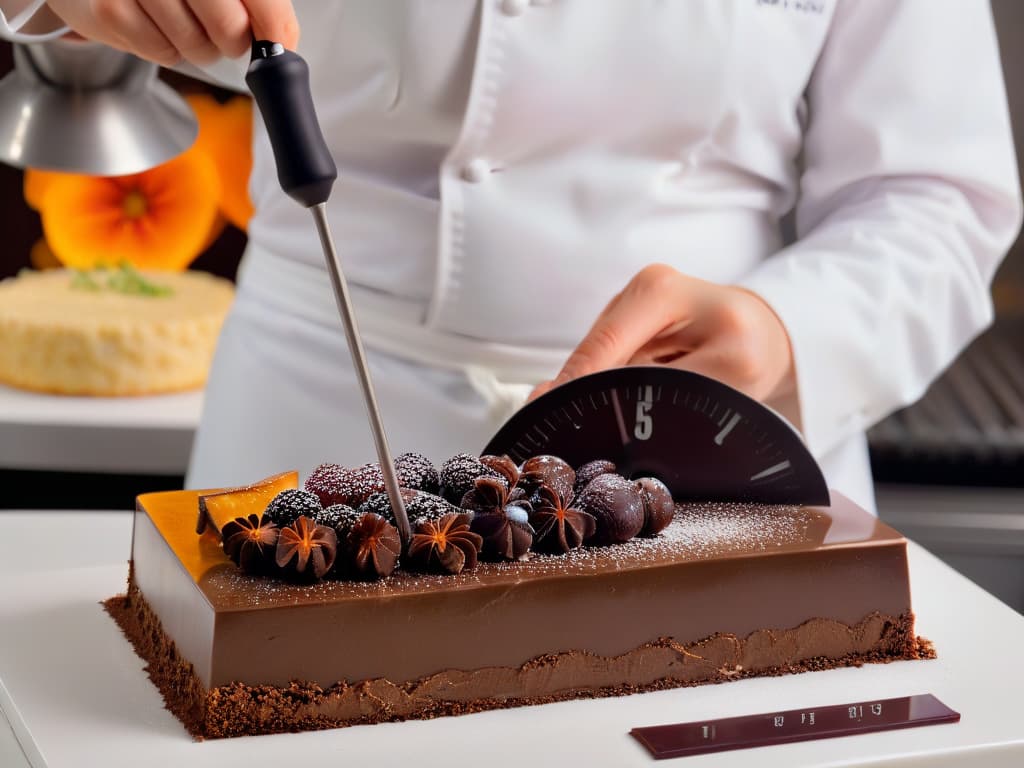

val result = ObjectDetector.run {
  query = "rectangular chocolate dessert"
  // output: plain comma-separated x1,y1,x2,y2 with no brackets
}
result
106,489,932,739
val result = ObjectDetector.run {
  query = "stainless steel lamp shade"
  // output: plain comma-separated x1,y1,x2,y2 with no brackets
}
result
0,39,197,176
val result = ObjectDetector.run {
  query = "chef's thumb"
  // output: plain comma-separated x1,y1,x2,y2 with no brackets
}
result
243,0,301,49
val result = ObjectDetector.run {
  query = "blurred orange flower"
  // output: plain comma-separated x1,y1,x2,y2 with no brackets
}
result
186,93,255,230
23,93,255,271
29,238,60,270
29,151,219,271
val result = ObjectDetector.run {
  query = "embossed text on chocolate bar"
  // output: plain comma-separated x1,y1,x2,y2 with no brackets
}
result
630,694,959,760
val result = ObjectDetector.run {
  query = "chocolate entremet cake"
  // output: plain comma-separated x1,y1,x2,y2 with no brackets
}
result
107,488,932,739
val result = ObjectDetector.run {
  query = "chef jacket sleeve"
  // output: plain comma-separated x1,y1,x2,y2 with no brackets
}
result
737,0,1022,460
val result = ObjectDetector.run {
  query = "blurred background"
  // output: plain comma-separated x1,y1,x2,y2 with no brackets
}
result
0,4,1021,608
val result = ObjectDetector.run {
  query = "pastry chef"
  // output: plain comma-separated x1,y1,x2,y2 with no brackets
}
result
4,1,1021,513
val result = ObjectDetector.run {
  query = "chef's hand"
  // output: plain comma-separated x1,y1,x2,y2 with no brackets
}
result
46,0,299,67
531,264,796,403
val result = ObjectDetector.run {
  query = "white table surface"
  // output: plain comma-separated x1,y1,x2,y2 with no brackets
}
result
0,384,202,474
1,510,1023,768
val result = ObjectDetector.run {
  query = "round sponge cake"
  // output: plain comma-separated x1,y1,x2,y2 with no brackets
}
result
0,269,234,396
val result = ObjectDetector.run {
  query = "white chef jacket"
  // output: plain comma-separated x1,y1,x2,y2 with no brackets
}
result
7,1,1021,512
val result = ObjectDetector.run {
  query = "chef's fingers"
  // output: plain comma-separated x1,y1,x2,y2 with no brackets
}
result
242,0,301,50
625,319,702,366
663,346,745,393
64,1,180,66
667,340,771,401
137,0,220,65
552,264,703,387
187,0,251,59
527,380,555,401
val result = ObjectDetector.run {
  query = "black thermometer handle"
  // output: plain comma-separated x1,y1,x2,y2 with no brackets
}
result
245,40,337,208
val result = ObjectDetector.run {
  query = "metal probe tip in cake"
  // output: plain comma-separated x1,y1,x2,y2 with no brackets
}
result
244,38,412,546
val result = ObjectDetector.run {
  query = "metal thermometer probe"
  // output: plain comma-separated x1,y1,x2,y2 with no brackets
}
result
245,40,412,545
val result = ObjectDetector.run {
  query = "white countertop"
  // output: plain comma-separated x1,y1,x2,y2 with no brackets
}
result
1,510,1023,768
0,384,202,474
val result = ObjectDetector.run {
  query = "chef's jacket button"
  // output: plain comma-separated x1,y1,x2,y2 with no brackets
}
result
461,158,492,183
501,0,529,16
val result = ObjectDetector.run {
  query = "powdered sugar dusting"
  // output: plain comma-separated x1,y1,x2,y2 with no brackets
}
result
203,501,820,610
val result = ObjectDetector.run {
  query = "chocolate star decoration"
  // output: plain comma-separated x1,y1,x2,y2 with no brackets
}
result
463,477,535,561
346,512,401,580
407,512,483,574
275,516,338,580
528,484,597,554
221,513,280,575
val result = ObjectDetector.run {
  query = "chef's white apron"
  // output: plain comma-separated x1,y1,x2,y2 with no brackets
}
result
185,0,1022,519
186,240,875,512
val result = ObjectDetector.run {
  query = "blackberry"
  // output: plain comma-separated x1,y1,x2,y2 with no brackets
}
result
406,491,460,525
357,488,419,524
316,503,359,533
344,462,386,506
304,463,351,507
439,453,504,504
358,491,395,519
395,452,440,494
264,489,322,528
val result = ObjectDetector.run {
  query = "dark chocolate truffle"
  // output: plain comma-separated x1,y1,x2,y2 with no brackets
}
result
519,455,576,501
574,459,617,496
479,454,520,487
635,477,675,536
575,473,644,545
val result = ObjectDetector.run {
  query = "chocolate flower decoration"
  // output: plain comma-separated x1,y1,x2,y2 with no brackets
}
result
346,512,401,580
519,455,576,502
221,513,279,575
528,485,597,554
463,476,535,561
407,512,483,574
275,516,338,580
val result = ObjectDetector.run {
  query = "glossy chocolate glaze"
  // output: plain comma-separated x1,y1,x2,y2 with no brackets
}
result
129,489,912,689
